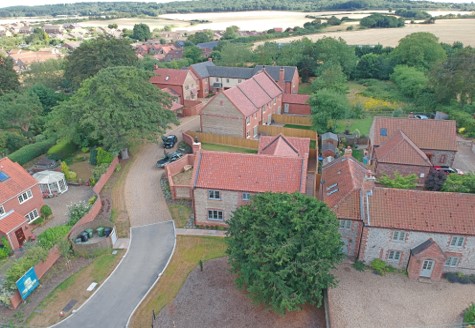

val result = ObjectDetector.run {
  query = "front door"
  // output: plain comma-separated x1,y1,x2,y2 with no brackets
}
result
420,259,435,278
15,228,26,247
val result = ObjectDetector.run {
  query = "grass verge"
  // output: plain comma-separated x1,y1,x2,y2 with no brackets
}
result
202,143,257,154
283,124,313,130
27,250,124,327
169,203,191,228
129,236,227,328
335,117,373,136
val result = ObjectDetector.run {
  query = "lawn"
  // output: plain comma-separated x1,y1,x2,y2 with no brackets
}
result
202,143,257,154
129,236,227,328
284,124,313,130
169,203,191,228
28,250,124,327
335,117,373,137
298,82,313,95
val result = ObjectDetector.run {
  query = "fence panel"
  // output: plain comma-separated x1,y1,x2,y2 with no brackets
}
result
273,114,312,126
186,131,259,149
258,125,317,140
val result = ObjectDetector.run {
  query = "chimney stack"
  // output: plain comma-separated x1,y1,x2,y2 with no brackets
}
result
362,170,376,193
192,136,201,153
278,67,285,90
344,145,353,157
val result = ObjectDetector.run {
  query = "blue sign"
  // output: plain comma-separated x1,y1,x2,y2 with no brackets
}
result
16,267,39,300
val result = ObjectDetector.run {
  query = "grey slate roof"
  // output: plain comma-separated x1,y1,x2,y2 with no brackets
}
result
196,41,219,49
207,66,254,79
411,239,435,255
253,65,297,83
190,61,216,78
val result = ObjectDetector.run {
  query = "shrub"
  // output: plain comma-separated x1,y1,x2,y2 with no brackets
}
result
96,147,114,165
4,246,48,290
40,204,52,219
37,225,70,250
47,139,77,161
370,258,389,275
92,163,110,181
443,272,458,283
7,138,56,165
61,161,77,182
352,260,366,272
464,303,475,324
67,201,91,226
88,195,97,205
0,237,12,259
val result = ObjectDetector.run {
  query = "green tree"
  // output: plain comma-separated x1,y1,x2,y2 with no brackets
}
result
354,53,394,80
187,30,213,44
424,169,447,191
314,37,357,77
312,62,348,94
441,173,475,193
0,55,19,94
132,23,151,41
183,45,204,64
360,13,405,28
378,172,417,189
25,27,49,45
391,32,446,70
48,66,177,157
430,47,475,105
63,36,138,90
253,42,281,65
310,88,350,133
390,65,428,98
108,23,118,29
222,25,239,40
23,58,65,89
215,42,254,67
0,90,43,132
29,83,68,113
226,192,343,314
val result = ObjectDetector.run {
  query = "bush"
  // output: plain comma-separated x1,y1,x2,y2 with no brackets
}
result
0,237,12,259
61,161,77,182
88,195,97,205
7,138,56,165
443,272,458,283
37,225,70,250
92,163,110,181
352,260,366,271
40,204,52,218
67,201,91,226
464,303,475,324
47,139,77,161
96,147,114,165
4,246,48,290
370,258,389,275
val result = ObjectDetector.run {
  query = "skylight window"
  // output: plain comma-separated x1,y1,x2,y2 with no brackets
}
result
0,171,9,182
326,183,338,191
327,188,339,196
380,128,387,136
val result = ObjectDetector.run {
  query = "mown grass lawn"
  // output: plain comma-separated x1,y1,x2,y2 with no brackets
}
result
335,117,373,136
283,124,313,130
129,236,227,328
298,82,313,95
169,203,191,228
201,143,257,154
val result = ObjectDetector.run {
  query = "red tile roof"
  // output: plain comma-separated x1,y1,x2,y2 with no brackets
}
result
0,211,27,234
259,134,310,158
283,94,310,104
224,71,283,117
193,151,306,194
150,68,190,86
370,117,457,151
369,188,475,235
0,157,38,203
375,130,432,166
321,156,366,220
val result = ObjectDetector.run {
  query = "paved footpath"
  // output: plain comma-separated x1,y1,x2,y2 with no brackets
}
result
176,228,226,237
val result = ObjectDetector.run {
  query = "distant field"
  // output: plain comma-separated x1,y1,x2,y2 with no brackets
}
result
254,19,475,47
77,17,190,30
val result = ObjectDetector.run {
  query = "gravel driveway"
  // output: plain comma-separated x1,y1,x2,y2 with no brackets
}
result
453,136,475,173
328,261,475,328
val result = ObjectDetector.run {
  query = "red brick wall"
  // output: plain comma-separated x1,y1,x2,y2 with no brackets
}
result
183,100,204,116
407,249,445,281
93,157,119,194
7,222,33,250
289,72,300,94
153,84,184,105
285,103,311,115
2,184,45,219
166,155,195,200
375,162,430,185
182,131,194,148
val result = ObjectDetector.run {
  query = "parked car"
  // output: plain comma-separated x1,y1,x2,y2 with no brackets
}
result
415,114,429,120
162,135,178,149
433,166,464,175
156,150,184,168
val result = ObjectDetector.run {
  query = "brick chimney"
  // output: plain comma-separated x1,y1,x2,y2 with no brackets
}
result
408,112,415,118
278,66,285,90
192,136,201,153
362,170,375,193
344,145,353,157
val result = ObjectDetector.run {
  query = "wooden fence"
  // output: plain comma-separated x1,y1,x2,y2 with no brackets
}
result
273,114,312,126
186,131,259,149
258,125,317,140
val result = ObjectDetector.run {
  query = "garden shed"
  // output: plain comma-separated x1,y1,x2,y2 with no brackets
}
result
33,170,68,197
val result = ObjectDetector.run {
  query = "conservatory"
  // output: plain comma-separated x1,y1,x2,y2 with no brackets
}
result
33,170,68,197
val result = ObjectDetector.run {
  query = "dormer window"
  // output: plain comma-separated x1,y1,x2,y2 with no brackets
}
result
0,171,9,182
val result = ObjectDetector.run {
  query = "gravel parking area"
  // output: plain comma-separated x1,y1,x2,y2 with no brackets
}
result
155,257,326,328
454,136,475,174
328,261,475,328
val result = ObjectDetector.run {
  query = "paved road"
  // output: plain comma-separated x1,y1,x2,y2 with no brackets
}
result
54,222,175,328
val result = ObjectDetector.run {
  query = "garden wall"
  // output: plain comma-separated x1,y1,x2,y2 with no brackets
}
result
69,217,114,257
165,154,195,200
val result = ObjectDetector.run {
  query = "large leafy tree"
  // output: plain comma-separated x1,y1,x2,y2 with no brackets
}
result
310,88,350,133
23,58,65,89
187,30,213,44
391,32,446,70
227,192,343,314
390,65,429,98
314,37,357,77
132,23,151,41
312,62,348,94
48,66,177,156
0,90,43,132
63,37,138,90
441,173,475,194
0,55,19,94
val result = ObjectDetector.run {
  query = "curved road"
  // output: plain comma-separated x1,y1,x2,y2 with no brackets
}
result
53,116,200,328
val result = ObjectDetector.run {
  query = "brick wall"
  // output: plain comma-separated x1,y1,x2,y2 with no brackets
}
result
93,157,119,194
284,103,311,115
374,162,430,185
424,149,456,166
407,244,446,281
338,219,363,258
183,100,204,116
165,154,195,200
201,93,244,137
2,184,45,219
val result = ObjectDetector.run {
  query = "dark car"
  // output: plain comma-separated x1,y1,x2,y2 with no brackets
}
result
156,150,184,168
162,135,178,149
433,166,464,175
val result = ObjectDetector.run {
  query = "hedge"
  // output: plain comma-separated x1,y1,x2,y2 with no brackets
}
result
37,225,70,250
8,138,56,165
47,138,77,161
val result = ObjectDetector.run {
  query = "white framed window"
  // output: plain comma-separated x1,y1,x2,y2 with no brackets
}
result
226,78,230,83
0,205,5,216
445,256,459,267
253,126,258,138
387,250,401,262
339,220,351,230
450,236,465,247
392,231,406,241
208,190,221,200
242,192,251,201
246,131,250,138
18,189,33,204
208,210,224,221
25,209,39,223
246,117,250,125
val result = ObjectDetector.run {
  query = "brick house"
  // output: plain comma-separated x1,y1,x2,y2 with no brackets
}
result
254,65,300,94
200,71,283,139
0,158,44,250
191,134,310,226
282,94,311,115
369,117,457,167
150,68,200,105
190,60,215,98
373,130,432,184
321,155,475,281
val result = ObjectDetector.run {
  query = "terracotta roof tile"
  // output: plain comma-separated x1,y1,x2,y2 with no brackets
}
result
370,117,457,151
259,134,310,158
369,188,475,235
0,157,38,203
0,211,27,234
193,151,305,193
375,130,432,166
283,94,310,104
150,68,191,86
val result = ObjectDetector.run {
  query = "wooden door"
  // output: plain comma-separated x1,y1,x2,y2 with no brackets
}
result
15,228,26,247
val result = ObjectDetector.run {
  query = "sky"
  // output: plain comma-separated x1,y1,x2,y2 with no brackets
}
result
0,0,474,8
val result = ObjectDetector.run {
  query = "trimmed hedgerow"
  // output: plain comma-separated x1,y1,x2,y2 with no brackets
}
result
8,138,56,165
